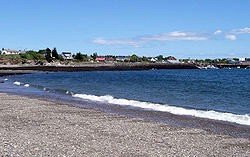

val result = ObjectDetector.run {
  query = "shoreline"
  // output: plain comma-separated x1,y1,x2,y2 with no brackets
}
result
1,72,250,138
0,92,249,156
2,87,250,139
0,63,198,72
0,70,36,77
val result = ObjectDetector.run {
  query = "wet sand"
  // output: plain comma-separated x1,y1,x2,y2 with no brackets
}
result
0,93,249,156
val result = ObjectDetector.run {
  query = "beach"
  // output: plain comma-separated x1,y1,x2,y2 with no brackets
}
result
0,93,249,156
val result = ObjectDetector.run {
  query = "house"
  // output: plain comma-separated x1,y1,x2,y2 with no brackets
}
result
62,52,73,60
245,58,250,62
105,56,115,62
96,56,106,62
226,58,238,64
0,48,21,55
239,58,246,62
166,56,180,64
149,57,157,62
116,56,130,62
242,58,250,65
165,56,177,60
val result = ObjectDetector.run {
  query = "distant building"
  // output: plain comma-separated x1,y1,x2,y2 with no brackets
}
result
62,52,73,60
245,58,250,62
165,56,180,64
150,58,157,62
241,58,250,65
165,56,177,60
116,56,130,62
96,56,106,62
239,58,246,62
105,56,115,62
0,48,22,55
226,58,238,64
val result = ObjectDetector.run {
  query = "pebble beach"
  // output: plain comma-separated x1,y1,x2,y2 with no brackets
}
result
0,93,249,156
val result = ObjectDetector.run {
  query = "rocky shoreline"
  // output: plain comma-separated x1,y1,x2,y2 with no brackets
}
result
0,63,198,72
0,70,35,77
0,93,249,156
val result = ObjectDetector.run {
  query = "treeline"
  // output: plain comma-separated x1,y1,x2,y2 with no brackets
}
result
19,48,59,62
19,48,87,63
18,48,172,63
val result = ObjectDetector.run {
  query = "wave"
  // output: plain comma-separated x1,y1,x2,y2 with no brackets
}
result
73,93,250,126
24,84,30,87
13,81,30,88
13,81,21,86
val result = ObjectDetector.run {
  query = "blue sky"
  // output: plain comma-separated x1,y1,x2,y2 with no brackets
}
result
1,0,250,58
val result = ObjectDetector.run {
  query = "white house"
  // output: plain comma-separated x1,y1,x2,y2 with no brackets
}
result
1,49,21,55
239,58,246,62
150,58,157,62
62,52,73,60
116,56,130,62
165,56,180,64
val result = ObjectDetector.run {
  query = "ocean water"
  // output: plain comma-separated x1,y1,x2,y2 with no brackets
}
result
1,69,250,125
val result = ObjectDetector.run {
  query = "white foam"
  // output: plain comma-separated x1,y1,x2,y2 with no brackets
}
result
13,81,21,86
4,78,8,81
24,84,30,87
66,91,74,95
73,93,250,126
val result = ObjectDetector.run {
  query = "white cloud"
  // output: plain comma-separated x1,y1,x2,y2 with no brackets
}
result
225,34,237,41
92,27,250,46
231,27,250,34
93,38,140,47
223,27,250,41
214,30,222,35
141,31,208,41
93,31,208,47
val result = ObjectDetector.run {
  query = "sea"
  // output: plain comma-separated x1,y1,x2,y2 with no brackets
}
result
0,69,250,126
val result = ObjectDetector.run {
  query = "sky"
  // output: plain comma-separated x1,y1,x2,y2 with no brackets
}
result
1,0,250,58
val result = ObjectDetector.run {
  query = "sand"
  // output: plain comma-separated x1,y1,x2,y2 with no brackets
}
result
0,93,249,156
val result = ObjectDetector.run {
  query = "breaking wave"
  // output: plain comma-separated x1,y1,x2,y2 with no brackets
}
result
13,81,21,86
73,93,250,126
24,84,30,87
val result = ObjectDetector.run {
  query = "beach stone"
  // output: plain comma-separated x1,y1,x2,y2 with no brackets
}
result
0,93,249,156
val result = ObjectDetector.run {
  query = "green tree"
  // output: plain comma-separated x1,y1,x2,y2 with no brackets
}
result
205,59,212,63
130,54,139,62
52,48,59,59
58,54,64,61
38,49,46,54
141,56,148,62
75,52,88,62
156,55,164,61
45,48,52,62
74,52,84,61
20,50,45,61
91,52,98,61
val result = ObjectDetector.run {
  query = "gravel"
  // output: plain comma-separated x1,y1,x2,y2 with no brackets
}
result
0,93,249,156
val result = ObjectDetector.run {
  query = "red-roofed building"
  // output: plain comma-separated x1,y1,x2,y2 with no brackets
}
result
96,56,106,62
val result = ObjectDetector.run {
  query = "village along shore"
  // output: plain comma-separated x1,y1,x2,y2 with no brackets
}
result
1,48,250,72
